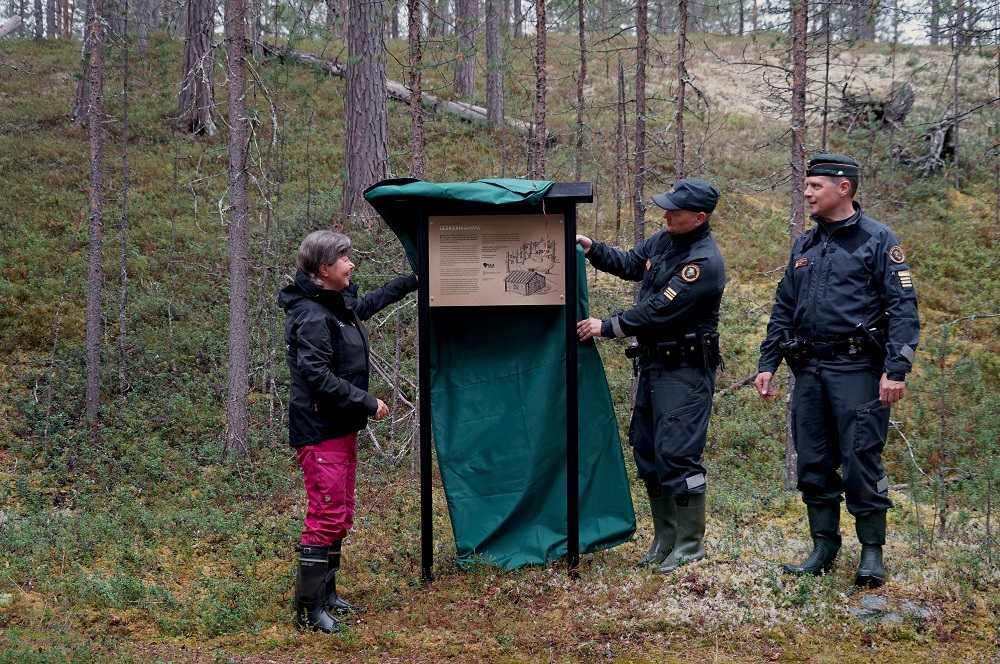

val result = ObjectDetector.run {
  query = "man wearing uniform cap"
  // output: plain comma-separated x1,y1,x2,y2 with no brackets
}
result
754,154,920,587
577,178,727,574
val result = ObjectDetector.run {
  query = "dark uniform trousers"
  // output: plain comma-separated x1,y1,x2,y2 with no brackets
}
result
630,362,716,496
791,365,893,516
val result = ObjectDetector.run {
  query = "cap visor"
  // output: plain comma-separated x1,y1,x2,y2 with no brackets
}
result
651,193,680,210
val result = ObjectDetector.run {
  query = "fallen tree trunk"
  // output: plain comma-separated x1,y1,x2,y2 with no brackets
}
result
0,15,23,39
264,41,534,138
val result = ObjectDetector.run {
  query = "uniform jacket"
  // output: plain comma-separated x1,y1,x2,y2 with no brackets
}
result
758,204,919,380
585,223,727,347
279,270,417,447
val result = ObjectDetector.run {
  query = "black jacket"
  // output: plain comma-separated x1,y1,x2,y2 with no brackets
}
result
758,204,920,380
585,223,727,346
279,270,417,447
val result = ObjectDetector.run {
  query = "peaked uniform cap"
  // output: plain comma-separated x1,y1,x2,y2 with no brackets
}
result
807,154,860,177
651,179,719,213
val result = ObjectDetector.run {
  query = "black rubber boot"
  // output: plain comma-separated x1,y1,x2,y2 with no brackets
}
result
654,493,707,574
782,504,842,576
638,483,677,567
327,540,366,614
295,545,342,633
854,510,887,588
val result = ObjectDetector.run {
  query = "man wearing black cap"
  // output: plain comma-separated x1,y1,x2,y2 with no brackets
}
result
576,178,726,574
754,154,920,587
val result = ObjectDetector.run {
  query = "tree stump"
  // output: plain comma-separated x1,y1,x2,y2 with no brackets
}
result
839,81,914,132
915,117,956,174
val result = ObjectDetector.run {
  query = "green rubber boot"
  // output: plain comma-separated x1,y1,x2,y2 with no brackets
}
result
637,493,677,567
854,510,887,588
782,504,841,576
653,494,706,574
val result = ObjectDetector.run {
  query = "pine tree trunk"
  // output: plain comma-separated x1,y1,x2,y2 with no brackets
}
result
675,0,686,178
179,0,217,136
408,0,424,177
118,4,130,398
614,55,625,244
46,0,55,36
85,0,106,425
453,0,475,98
785,0,808,491
251,0,263,60
224,0,250,459
633,0,647,239
952,28,960,190
486,0,503,126
70,4,87,120
342,0,389,225
532,0,546,179
574,0,586,181
929,0,940,45
821,7,830,150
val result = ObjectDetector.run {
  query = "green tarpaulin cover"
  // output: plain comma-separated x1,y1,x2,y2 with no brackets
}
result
364,178,635,569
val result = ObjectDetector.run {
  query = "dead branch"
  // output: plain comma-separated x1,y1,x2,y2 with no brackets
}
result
716,371,759,394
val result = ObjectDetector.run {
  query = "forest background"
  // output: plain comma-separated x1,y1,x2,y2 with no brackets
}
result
1,0,999,661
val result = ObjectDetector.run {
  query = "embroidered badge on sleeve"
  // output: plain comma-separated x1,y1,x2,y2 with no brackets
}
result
663,286,678,301
680,264,701,282
897,269,913,289
889,246,906,264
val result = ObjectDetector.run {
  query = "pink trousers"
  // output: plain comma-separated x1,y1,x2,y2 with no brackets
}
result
296,432,358,546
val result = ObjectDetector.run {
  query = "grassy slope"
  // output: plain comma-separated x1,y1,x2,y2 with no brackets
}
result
1,29,999,663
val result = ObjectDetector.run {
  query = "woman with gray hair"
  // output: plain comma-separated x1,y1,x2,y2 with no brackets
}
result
278,230,417,632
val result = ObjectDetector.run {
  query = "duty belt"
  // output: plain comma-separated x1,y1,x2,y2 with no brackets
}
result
779,328,884,362
625,331,720,369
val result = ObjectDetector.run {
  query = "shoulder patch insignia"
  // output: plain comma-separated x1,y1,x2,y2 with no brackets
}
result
681,264,701,282
794,257,809,269
645,259,652,271
663,287,678,301
897,269,913,289
888,245,905,264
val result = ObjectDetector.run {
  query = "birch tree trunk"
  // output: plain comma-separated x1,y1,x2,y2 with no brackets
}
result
85,0,106,425
179,0,217,136
224,0,250,458
341,0,389,225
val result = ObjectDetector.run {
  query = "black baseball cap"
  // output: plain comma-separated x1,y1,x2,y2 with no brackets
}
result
651,179,719,213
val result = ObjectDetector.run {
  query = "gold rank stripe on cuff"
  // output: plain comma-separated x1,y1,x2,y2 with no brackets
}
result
898,270,913,288
663,287,678,301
